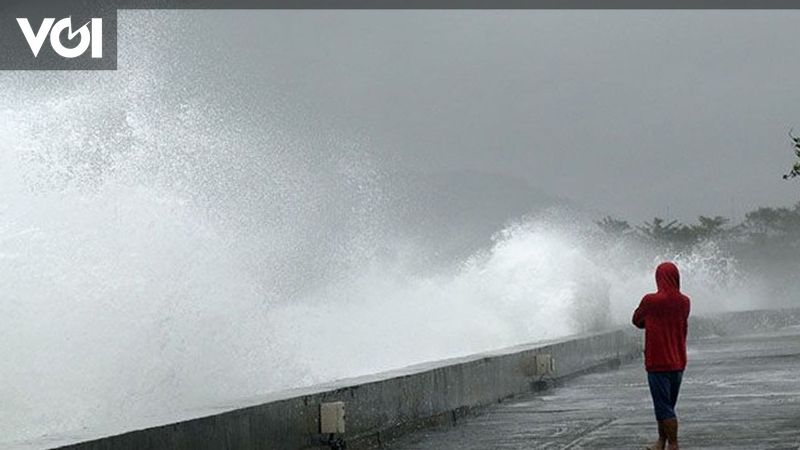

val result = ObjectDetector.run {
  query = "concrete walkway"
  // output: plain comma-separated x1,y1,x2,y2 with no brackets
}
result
388,328,800,450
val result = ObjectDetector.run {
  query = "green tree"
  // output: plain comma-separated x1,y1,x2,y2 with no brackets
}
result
636,216,730,247
743,207,786,236
782,130,800,179
637,217,691,245
596,216,632,236
742,204,800,237
690,215,730,240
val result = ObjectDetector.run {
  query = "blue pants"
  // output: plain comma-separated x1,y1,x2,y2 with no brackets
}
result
647,370,683,421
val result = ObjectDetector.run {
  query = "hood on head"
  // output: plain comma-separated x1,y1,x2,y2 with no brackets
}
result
655,262,680,292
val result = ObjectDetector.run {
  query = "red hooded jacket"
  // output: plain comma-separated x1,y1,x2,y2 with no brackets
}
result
632,262,691,372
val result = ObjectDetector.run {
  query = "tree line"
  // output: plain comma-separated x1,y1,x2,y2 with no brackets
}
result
597,203,800,249
597,132,800,252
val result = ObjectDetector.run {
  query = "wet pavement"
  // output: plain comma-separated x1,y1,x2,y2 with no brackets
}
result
388,328,800,450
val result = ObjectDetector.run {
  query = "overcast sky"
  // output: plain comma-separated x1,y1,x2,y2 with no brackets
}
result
113,11,800,221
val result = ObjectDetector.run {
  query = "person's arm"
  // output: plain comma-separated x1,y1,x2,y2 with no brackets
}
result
632,298,648,329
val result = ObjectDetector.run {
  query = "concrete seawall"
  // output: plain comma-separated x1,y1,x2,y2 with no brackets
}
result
689,307,800,340
53,329,638,450
48,308,799,450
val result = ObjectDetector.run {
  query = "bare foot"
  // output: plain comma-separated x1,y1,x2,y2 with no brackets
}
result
666,444,679,450
645,440,665,450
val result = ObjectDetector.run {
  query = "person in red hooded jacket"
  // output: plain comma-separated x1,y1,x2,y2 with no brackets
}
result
632,262,690,450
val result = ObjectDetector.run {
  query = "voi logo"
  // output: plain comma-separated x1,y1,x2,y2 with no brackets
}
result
16,17,102,59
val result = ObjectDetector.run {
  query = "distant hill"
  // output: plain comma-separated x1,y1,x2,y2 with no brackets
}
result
384,169,571,267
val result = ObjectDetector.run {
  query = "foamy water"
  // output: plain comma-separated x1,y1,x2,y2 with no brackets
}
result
0,12,765,447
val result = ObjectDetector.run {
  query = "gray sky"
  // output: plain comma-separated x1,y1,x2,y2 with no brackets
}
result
133,11,800,222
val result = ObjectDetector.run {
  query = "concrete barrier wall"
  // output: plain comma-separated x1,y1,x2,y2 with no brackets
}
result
53,329,639,450
49,307,800,450
689,308,800,340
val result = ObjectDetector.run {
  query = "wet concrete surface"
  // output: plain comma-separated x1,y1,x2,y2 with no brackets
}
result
388,328,800,450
